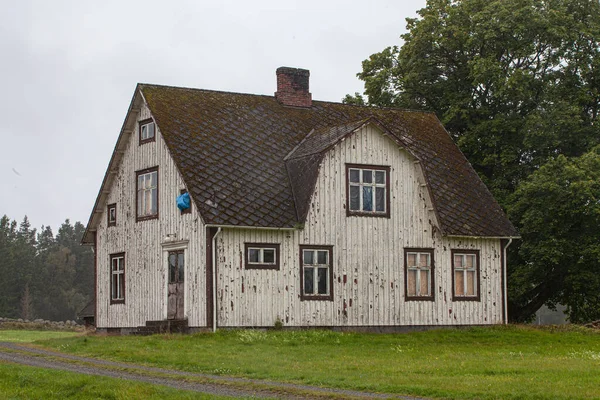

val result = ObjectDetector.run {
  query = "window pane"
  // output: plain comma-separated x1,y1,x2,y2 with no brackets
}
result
349,169,360,183
455,271,465,296
466,270,475,295
141,124,148,139
148,123,155,138
349,186,360,210
419,253,430,267
375,187,385,212
317,250,328,265
151,188,157,214
248,249,260,263
317,267,328,294
178,253,185,282
362,186,373,211
112,274,118,299
304,267,314,294
407,253,417,267
118,275,124,299
407,269,417,296
420,269,430,296
375,170,385,184
466,254,475,269
263,249,275,264
362,170,372,183
454,255,463,269
303,250,314,265
169,253,177,283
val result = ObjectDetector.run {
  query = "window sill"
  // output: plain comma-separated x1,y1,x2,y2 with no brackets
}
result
405,296,435,302
347,211,390,218
110,299,125,305
245,264,279,270
301,295,333,301
452,296,480,302
136,214,158,222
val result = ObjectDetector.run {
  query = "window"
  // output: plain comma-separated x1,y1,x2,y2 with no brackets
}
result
346,164,390,217
245,243,280,270
168,250,185,283
136,167,158,221
300,245,333,301
110,253,125,304
452,250,480,301
139,119,155,144
107,203,116,227
404,248,434,301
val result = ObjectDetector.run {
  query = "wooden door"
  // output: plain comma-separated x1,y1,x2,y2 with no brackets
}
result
167,250,185,320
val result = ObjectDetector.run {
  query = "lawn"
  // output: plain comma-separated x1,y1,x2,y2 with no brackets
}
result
0,362,236,399
0,329,80,342
33,325,600,399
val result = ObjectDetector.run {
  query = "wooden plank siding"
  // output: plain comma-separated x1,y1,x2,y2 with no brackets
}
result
96,100,208,329
216,125,502,327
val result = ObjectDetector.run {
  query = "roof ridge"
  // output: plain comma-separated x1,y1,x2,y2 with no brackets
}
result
138,83,437,114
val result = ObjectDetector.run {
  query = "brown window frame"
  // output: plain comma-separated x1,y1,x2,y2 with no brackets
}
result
180,189,191,215
404,248,435,301
300,245,334,301
139,118,156,145
244,243,280,270
346,164,391,218
136,166,159,222
110,253,125,304
451,249,481,301
107,203,117,227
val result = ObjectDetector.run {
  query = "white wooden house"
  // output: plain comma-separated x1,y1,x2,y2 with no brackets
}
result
82,67,519,333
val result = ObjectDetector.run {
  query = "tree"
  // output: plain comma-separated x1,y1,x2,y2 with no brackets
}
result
356,0,600,203
352,0,600,321
508,147,600,323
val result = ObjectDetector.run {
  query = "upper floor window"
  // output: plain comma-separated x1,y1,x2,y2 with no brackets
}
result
245,243,280,270
136,167,158,221
139,119,155,144
346,164,390,218
110,253,125,304
404,248,434,301
300,245,333,301
107,203,116,227
452,250,480,301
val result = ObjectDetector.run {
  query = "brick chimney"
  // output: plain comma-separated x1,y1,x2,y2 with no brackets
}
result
275,67,312,108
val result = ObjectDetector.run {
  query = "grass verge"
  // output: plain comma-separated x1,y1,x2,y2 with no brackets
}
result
34,325,600,399
0,361,238,399
0,329,80,342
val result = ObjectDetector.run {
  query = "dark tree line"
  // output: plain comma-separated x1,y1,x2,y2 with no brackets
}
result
0,215,94,321
347,0,600,323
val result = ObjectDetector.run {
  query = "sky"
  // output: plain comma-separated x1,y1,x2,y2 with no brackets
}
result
0,0,426,233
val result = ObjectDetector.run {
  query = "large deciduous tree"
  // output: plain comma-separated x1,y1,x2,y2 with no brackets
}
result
352,0,600,322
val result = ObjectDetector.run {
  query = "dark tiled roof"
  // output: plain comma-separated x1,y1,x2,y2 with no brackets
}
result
141,84,518,237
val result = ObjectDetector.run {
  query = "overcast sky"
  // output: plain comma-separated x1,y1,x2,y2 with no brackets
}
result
0,0,425,233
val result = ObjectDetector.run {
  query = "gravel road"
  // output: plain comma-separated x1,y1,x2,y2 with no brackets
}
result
0,342,422,399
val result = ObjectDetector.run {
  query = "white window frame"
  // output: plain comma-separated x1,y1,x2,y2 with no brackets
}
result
300,246,333,301
347,164,389,217
136,167,158,220
405,249,434,301
452,250,480,301
244,243,280,270
110,253,125,304
139,119,155,143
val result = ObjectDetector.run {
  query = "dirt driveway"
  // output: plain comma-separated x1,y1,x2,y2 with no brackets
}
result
0,342,421,399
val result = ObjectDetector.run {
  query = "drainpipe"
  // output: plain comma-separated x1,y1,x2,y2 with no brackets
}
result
503,238,513,324
212,227,222,332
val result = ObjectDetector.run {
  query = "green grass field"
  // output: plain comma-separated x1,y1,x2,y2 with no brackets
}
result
0,329,80,342
0,362,236,399
32,325,600,400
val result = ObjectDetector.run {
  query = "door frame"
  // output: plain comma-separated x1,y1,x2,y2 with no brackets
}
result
161,240,189,320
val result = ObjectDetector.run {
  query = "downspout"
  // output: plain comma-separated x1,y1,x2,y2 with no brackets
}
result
212,227,222,332
503,238,513,324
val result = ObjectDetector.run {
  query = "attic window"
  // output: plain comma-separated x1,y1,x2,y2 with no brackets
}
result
346,164,390,218
139,119,155,144
245,243,280,270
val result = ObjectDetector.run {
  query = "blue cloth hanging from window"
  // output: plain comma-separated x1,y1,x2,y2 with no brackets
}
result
177,192,190,211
